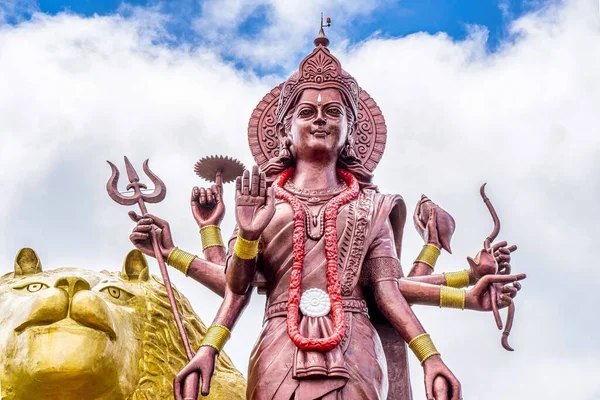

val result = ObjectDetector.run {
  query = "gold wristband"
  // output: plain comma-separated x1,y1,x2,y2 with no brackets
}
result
233,235,259,260
439,286,465,310
443,270,470,288
200,324,231,353
200,225,224,251
166,247,197,276
408,333,440,364
415,244,441,270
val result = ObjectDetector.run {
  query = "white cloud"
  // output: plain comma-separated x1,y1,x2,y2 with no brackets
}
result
194,0,380,69
0,0,598,399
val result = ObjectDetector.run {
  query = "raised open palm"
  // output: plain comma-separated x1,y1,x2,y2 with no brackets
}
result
235,166,275,240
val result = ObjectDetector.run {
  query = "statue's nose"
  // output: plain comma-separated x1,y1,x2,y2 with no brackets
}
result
55,276,91,298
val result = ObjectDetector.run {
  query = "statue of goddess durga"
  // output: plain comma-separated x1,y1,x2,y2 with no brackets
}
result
130,26,526,400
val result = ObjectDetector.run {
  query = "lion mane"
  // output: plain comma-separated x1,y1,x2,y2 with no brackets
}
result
130,273,245,400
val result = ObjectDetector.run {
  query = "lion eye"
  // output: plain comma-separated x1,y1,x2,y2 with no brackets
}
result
26,283,47,292
101,286,133,301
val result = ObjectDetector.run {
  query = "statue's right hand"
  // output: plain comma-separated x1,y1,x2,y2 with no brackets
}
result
235,166,275,240
128,212,174,259
191,173,225,227
174,346,217,399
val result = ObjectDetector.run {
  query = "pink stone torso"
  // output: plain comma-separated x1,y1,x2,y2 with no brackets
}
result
244,190,398,400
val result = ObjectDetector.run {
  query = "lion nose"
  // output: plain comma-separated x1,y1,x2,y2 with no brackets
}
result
55,276,91,298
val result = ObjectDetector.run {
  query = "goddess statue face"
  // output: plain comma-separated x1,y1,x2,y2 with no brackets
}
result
287,88,353,162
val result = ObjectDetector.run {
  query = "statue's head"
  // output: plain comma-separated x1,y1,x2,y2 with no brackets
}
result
249,27,387,190
0,248,246,400
274,30,360,165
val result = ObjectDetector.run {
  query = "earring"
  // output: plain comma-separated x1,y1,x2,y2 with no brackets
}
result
341,141,357,160
279,137,292,161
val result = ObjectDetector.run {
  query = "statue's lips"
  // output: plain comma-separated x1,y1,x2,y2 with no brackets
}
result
15,317,117,341
311,130,328,138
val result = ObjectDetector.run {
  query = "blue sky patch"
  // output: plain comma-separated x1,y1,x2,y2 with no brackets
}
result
4,0,548,74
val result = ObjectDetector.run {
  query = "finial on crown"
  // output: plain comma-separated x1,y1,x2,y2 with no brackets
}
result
314,13,331,47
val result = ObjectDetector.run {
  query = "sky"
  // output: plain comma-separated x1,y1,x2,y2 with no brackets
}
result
0,0,599,399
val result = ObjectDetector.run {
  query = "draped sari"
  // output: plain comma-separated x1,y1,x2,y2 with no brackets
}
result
228,189,411,400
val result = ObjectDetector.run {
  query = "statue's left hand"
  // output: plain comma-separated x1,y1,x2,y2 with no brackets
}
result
414,195,455,253
466,273,526,311
422,355,461,400
491,241,517,275
468,241,518,282
174,346,217,399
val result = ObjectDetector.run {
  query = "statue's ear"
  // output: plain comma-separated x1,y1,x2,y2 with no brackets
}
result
14,248,43,276
122,249,149,281
276,121,287,140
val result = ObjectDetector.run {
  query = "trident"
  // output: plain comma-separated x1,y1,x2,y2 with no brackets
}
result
106,156,199,400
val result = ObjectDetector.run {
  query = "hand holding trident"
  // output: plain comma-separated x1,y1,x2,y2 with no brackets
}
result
106,156,199,400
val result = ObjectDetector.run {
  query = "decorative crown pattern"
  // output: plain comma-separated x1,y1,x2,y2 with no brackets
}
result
247,27,388,173
275,45,360,123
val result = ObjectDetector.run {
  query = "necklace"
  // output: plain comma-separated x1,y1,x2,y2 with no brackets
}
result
284,180,347,201
274,167,359,352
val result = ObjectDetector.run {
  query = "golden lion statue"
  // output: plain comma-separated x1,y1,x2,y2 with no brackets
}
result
0,248,246,400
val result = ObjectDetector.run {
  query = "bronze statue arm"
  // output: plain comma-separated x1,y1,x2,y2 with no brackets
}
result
398,274,525,310
128,211,228,297
367,258,462,399
203,246,226,266
184,258,226,297
404,272,476,287
408,205,445,278
174,283,253,399
190,181,227,266
409,196,456,277
408,261,436,277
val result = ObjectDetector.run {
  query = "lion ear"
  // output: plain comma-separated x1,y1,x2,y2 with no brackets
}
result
122,249,149,281
14,248,43,276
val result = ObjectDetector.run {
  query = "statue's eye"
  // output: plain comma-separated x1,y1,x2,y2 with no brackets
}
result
26,283,47,292
101,286,133,301
327,107,342,116
298,108,313,117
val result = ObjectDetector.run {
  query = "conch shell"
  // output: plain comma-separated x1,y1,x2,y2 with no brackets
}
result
413,195,456,253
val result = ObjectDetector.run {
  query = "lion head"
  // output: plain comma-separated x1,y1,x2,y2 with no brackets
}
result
0,248,246,400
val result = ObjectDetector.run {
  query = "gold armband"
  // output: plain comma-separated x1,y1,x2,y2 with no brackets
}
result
166,247,197,276
443,270,470,288
200,225,224,251
414,244,441,270
200,324,231,353
408,333,440,364
439,286,465,310
233,235,259,260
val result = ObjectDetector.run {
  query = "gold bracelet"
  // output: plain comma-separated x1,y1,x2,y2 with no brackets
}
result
439,286,465,310
233,235,259,260
166,247,197,276
408,333,440,364
443,270,470,288
414,244,441,270
200,324,231,353
200,225,224,251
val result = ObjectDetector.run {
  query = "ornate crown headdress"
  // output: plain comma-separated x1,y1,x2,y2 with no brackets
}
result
248,20,387,172
275,28,360,123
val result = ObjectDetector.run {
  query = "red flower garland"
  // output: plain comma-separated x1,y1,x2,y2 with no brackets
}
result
274,167,359,352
